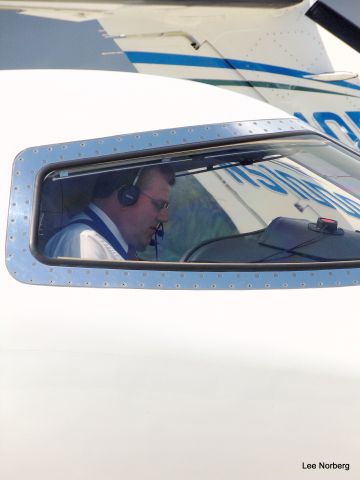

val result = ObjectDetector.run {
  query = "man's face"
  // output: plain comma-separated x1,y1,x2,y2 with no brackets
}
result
121,169,171,251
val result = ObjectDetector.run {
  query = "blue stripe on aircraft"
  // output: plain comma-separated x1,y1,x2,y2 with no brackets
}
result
126,51,360,92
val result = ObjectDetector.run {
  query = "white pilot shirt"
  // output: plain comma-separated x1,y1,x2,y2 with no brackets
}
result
44,203,128,261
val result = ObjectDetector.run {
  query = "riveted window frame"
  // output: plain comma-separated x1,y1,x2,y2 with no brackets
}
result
6,118,360,289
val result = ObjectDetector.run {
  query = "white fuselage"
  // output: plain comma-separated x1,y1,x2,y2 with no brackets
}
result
1,70,359,480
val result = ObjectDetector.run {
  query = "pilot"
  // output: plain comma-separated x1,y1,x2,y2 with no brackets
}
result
44,165,175,261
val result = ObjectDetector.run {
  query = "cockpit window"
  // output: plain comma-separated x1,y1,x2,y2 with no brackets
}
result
36,134,360,266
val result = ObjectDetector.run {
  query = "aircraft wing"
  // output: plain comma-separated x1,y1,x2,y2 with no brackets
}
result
0,1,118,21
1,0,360,148
96,0,360,150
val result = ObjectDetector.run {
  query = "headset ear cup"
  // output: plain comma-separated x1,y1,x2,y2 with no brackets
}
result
118,185,140,206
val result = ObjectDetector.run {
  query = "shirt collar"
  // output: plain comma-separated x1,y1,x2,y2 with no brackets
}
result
88,202,129,254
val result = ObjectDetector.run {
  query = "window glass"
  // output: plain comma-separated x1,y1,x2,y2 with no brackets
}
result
37,134,360,265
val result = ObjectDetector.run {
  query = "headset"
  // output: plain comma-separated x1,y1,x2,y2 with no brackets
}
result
117,169,142,206
117,168,164,258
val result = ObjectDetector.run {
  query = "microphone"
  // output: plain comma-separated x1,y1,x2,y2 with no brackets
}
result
150,223,164,260
157,222,164,239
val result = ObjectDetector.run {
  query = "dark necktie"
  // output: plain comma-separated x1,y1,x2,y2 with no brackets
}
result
127,245,138,260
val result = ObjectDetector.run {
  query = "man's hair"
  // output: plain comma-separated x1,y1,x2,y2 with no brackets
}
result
92,164,175,200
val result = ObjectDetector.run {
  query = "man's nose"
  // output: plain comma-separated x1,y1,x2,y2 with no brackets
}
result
158,206,169,223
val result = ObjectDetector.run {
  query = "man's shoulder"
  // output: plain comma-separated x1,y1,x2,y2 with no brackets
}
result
44,219,95,257
55,220,94,239
44,216,124,261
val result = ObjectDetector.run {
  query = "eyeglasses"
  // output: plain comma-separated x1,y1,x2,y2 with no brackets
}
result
140,190,169,211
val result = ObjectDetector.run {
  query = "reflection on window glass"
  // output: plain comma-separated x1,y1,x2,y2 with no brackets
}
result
37,134,360,265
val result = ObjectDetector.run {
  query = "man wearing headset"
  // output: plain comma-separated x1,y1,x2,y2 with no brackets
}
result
44,165,175,261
